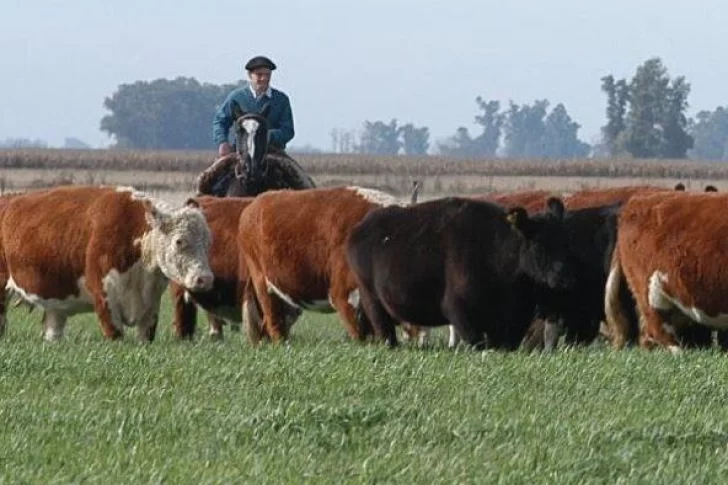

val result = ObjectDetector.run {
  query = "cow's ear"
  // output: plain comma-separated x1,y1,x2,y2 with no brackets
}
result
143,199,171,232
545,197,565,221
231,100,245,120
184,197,200,209
506,207,528,231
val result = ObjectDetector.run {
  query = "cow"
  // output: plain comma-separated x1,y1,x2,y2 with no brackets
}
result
0,185,214,342
604,190,728,352
345,196,580,349
169,195,301,341
238,186,403,343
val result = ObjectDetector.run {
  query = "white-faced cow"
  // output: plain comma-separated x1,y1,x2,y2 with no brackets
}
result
170,195,300,341
238,186,403,343
346,196,580,349
604,190,728,352
0,185,214,341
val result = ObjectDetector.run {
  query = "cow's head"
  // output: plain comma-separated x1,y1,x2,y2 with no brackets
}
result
142,198,214,292
506,197,578,290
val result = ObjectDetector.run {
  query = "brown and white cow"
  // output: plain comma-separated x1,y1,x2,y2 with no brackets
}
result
604,190,728,352
0,185,214,341
170,195,301,341
238,186,403,343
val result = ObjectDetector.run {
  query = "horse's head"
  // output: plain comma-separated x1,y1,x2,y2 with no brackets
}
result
231,100,271,186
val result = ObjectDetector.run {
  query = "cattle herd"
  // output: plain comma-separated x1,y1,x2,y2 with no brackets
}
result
0,180,726,354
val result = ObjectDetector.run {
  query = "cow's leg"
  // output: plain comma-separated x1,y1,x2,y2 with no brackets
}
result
400,323,430,347
442,296,486,350
207,313,225,340
330,287,370,342
717,331,728,351
638,307,680,352
171,285,197,339
248,274,287,343
242,281,267,345
0,288,6,338
137,310,159,343
358,288,398,347
448,325,460,348
521,318,546,352
42,311,68,342
604,260,632,349
91,292,123,340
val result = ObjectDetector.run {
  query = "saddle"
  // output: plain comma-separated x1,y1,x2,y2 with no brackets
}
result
195,149,315,196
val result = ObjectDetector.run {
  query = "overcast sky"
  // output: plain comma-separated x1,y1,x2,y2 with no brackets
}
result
2,0,726,150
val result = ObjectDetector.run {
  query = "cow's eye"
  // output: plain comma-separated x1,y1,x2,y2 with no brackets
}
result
175,238,184,247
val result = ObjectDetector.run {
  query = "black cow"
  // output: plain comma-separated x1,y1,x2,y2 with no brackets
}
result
345,196,579,349
528,202,639,351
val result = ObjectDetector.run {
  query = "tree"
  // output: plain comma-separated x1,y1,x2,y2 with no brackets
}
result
541,103,591,158
689,107,728,161
399,123,430,155
355,119,430,155
600,75,629,156
357,119,402,155
0,137,47,148
473,97,505,156
502,100,549,157
439,97,589,158
601,57,693,158
437,97,504,157
100,77,243,149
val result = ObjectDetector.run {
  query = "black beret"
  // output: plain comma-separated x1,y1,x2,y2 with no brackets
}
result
245,56,277,71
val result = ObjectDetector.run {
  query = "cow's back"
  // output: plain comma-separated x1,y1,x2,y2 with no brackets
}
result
564,186,667,210
475,190,554,213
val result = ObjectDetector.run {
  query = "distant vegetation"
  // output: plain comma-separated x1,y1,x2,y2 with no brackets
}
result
4,149,728,181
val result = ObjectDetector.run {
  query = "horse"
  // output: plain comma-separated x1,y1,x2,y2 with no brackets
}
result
197,101,316,198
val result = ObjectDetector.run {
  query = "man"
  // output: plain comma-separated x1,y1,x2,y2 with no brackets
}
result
212,55,295,157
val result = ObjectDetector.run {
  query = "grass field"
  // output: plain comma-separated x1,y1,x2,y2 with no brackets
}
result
2,295,728,484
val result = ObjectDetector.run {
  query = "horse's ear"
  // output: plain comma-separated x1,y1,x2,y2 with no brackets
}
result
259,102,271,119
231,100,244,120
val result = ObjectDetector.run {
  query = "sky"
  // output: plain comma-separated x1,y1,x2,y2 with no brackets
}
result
2,0,726,151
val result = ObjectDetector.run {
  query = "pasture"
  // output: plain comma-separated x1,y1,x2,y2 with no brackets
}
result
2,295,728,484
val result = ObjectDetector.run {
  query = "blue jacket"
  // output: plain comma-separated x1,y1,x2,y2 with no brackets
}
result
212,82,295,149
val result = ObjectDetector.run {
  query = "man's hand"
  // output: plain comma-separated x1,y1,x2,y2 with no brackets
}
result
218,142,232,157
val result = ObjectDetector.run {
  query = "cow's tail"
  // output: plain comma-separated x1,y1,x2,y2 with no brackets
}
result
604,245,631,349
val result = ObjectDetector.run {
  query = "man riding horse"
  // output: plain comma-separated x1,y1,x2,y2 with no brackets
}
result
198,55,315,196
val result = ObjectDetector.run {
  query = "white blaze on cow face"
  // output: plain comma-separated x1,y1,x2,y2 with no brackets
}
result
348,187,402,207
242,118,260,161
648,270,728,329
142,202,214,292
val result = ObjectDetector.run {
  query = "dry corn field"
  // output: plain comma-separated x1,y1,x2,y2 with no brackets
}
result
1,149,727,203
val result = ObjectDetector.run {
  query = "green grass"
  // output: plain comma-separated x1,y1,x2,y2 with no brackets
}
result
2,297,728,484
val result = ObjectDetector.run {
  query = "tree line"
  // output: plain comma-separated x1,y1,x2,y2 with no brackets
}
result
45,57,728,160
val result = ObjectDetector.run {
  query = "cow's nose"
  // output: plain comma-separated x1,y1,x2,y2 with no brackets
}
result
194,273,214,291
